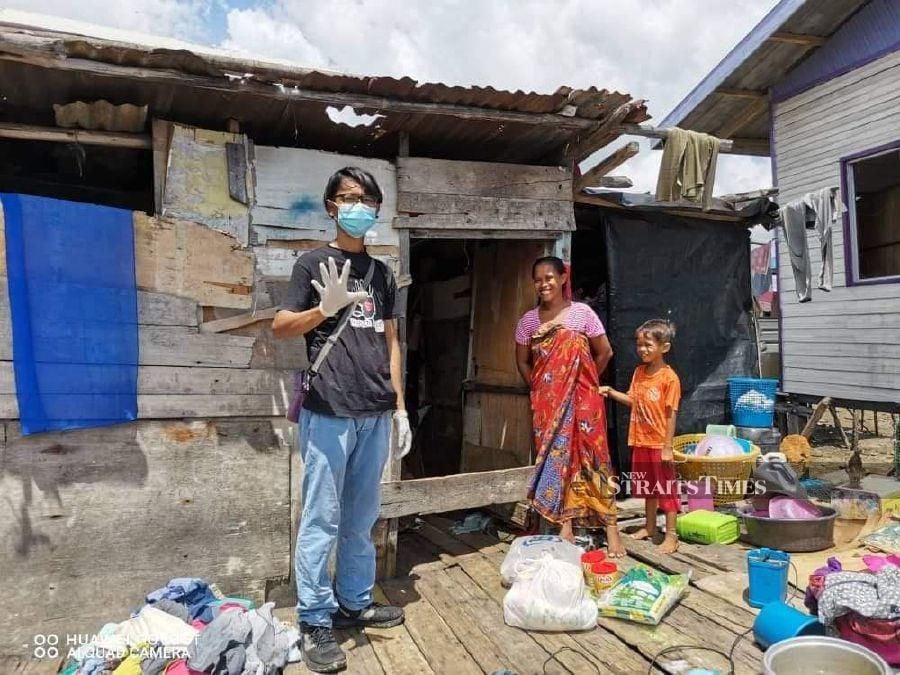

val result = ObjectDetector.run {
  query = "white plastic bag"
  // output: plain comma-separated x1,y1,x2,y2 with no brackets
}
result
500,535,583,587
503,554,597,632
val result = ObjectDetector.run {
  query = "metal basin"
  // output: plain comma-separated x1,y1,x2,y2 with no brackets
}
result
739,504,837,552
763,636,891,675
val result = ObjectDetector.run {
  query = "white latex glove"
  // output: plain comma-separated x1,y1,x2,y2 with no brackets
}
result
311,257,368,318
393,411,412,460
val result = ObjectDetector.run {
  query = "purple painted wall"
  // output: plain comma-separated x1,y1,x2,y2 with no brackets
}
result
773,0,900,102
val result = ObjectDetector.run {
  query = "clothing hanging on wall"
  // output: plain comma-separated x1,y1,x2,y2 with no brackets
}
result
779,186,841,302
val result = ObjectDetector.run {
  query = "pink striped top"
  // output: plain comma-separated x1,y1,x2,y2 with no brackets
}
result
514,302,606,345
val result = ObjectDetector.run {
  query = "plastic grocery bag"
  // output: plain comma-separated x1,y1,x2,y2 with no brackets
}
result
596,563,690,625
502,554,597,632
500,535,583,587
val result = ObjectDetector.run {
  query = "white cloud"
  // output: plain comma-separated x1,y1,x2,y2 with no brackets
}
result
16,0,778,193
4,0,213,42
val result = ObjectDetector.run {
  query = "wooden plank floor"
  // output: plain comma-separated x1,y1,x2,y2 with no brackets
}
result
282,516,764,674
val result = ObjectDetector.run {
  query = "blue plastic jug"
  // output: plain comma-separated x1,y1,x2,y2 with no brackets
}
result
746,547,790,608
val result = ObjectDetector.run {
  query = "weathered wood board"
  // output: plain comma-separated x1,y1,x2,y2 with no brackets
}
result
0,419,291,656
395,157,575,231
252,146,398,246
134,212,254,310
162,124,250,244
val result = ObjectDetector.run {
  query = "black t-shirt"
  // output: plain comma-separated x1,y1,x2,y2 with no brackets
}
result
280,244,398,418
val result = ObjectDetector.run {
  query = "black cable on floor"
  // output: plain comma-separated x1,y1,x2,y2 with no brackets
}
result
542,646,601,674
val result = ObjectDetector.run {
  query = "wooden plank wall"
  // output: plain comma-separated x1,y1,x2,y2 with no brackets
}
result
773,49,900,403
394,157,575,232
251,146,398,247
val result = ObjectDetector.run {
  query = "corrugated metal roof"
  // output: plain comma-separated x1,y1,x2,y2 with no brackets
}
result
659,0,870,156
0,10,649,164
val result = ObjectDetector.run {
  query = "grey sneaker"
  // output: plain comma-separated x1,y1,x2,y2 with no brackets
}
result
332,602,405,629
299,623,347,673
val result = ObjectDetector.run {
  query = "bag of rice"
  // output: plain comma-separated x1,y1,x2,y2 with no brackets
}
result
596,563,690,625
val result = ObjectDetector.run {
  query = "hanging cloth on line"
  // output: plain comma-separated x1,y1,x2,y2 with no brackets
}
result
1,194,138,434
655,128,720,209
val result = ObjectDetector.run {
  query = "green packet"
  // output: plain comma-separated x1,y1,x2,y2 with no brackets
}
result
596,562,690,625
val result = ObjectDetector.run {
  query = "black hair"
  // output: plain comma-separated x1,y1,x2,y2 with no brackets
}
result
322,167,383,207
532,256,566,278
635,318,676,344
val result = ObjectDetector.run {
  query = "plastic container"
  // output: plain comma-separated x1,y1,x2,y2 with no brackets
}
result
740,505,837,552
705,424,737,437
746,548,789,608
763,636,889,675
673,434,760,506
580,550,606,578
728,377,778,427
589,561,618,592
754,603,826,649
677,510,740,545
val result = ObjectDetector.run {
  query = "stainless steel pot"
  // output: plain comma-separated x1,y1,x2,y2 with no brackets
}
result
763,636,891,675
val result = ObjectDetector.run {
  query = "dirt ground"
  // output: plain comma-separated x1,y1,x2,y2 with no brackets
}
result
807,409,899,479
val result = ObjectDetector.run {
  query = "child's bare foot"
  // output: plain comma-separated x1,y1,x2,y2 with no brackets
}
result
630,528,654,541
659,534,679,554
559,521,576,544
606,527,627,558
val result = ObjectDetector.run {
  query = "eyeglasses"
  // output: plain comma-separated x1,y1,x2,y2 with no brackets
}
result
331,194,380,208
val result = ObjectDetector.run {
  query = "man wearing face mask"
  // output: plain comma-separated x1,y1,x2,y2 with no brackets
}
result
273,167,411,673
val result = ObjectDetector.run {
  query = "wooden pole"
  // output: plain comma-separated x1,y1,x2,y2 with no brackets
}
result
576,141,639,191
0,122,151,149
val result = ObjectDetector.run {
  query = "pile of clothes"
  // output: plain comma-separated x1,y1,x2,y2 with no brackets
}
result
806,556,900,666
60,577,301,675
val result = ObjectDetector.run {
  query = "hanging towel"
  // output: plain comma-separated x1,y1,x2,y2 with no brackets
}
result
803,186,840,292
1,194,138,434
655,128,720,209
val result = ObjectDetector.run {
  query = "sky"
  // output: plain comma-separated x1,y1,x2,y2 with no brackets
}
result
8,0,780,194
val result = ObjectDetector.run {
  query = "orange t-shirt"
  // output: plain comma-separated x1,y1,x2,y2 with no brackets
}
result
627,364,681,449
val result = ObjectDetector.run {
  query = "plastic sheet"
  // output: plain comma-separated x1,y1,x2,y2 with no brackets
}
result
602,210,756,474
1,194,138,434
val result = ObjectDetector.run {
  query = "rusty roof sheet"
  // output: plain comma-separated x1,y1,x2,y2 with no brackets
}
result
0,10,649,164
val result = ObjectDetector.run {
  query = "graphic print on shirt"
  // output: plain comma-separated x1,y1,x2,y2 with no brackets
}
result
349,278,384,333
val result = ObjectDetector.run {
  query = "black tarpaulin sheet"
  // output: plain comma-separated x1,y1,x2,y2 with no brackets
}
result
602,210,756,474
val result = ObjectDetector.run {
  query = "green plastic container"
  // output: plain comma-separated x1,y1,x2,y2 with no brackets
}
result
677,509,740,545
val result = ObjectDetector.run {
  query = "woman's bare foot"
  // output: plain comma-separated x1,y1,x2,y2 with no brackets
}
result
559,520,576,544
659,534,679,554
629,527,654,541
606,526,627,558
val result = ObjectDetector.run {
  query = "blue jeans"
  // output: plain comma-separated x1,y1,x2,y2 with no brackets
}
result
295,408,390,627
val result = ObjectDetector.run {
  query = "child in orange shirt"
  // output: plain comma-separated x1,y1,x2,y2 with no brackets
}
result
601,319,681,553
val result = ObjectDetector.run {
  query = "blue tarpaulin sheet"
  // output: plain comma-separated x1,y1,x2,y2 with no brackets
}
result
1,194,138,434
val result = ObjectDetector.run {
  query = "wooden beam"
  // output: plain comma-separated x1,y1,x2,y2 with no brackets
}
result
379,466,532,519
0,122,151,148
801,396,833,439
716,88,767,100
729,138,770,156
768,32,826,47
570,100,645,163
620,124,735,152
576,141,639,191
199,307,277,333
0,33,598,133
716,97,768,141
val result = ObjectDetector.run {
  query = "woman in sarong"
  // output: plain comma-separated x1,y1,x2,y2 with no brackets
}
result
514,256,625,556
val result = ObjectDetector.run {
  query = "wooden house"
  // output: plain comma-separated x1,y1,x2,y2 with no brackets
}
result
0,10,653,652
659,0,900,412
